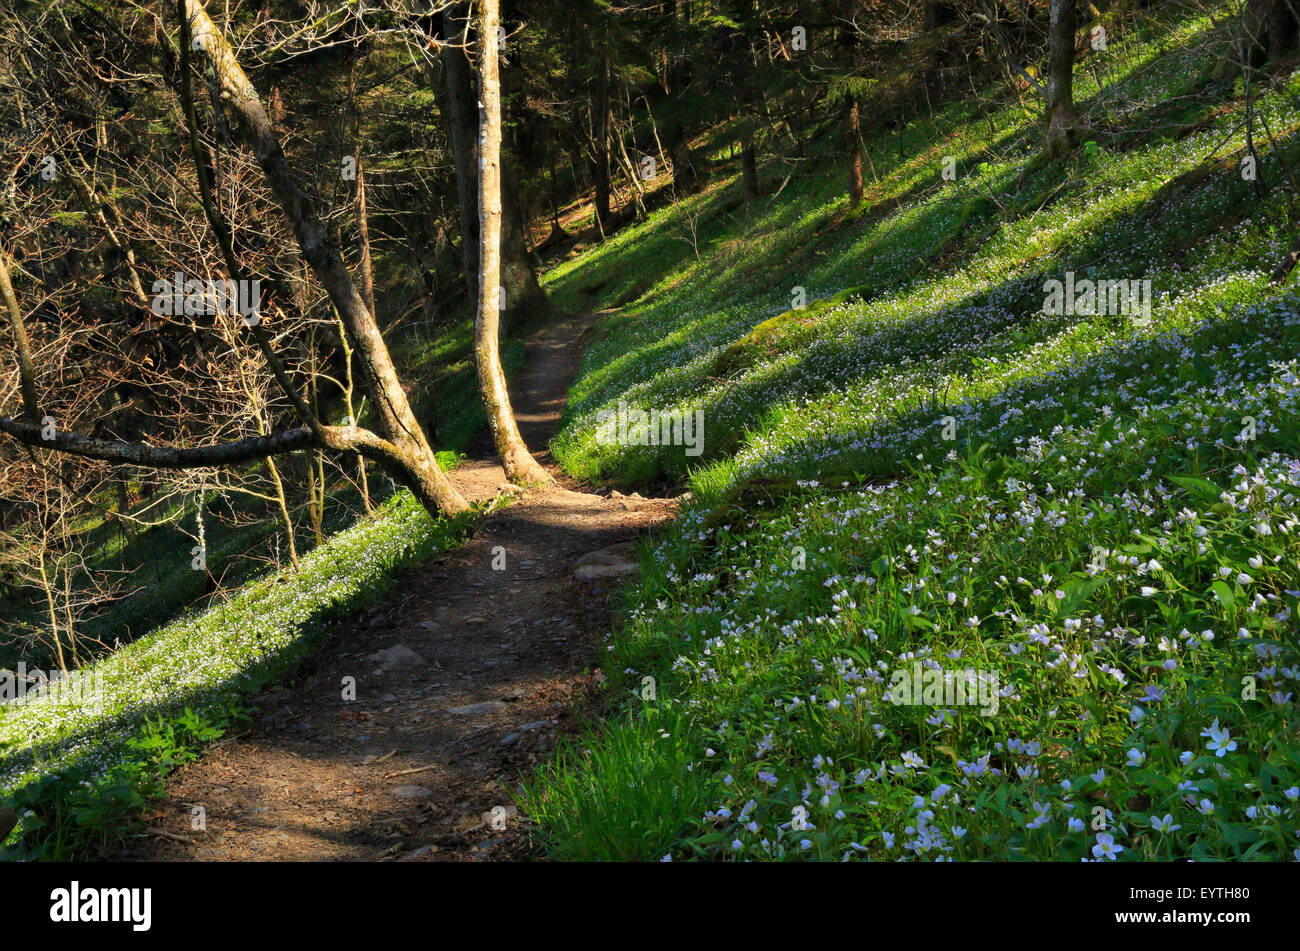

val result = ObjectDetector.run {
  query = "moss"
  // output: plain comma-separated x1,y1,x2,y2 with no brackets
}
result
710,283,875,379
710,308,818,378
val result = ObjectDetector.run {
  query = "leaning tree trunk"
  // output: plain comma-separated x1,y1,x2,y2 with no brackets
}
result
2,9,470,517
181,0,467,515
474,0,551,485
1044,0,1078,158
0,248,41,422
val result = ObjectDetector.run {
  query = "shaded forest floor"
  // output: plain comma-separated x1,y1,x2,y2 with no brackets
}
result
125,310,679,861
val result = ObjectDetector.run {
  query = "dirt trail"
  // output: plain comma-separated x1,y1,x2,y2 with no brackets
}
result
127,311,678,861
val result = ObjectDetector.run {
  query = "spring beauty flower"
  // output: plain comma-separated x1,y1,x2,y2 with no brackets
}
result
1200,719,1237,758
1092,832,1123,860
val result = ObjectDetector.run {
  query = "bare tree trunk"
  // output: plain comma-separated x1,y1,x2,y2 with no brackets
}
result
336,314,372,515
475,0,550,485
847,98,864,207
593,57,613,232
841,0,863,208
345,49,376,515
547,147,567,240
614,116,649,217
662,105,706,194
0,249,41,421
266,454,299,569
305,449,325,545
38,551,69,676
65,156,152,308
741,135,759,200
441,3,550,332
499,157,551,332
348,47,376,318
306,326,327,546
1045,0,1078,158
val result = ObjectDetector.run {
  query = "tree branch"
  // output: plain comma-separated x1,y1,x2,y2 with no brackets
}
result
0,417,317,468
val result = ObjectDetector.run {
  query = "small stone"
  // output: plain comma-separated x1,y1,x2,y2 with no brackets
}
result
392,785,433,800
447,701,508,716
366,645,426,671
574,542,640,580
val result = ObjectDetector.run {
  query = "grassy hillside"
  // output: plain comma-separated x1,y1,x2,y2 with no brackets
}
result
526,9,1300,860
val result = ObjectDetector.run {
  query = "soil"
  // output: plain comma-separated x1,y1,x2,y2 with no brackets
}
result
125,310,679,862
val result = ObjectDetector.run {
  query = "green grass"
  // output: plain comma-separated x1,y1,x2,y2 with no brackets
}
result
526,7,1300,861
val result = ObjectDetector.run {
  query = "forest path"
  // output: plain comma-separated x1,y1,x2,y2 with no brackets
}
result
126,310,679,861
